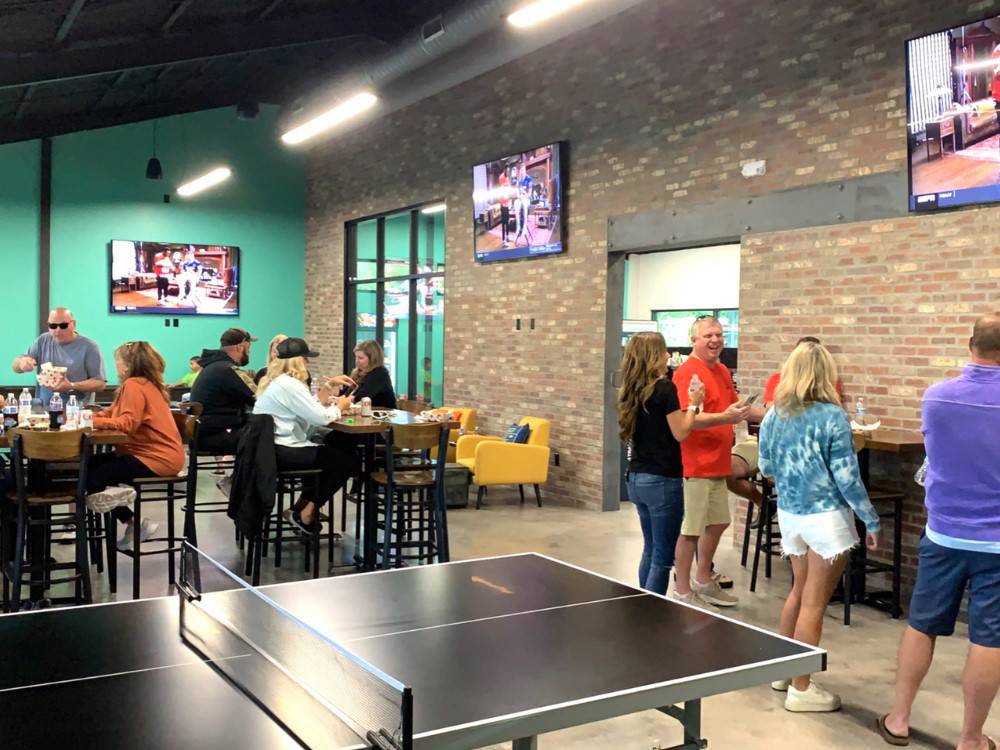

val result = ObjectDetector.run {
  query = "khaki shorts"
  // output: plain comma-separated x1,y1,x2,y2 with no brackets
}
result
731,437,759,475
681,477,731,536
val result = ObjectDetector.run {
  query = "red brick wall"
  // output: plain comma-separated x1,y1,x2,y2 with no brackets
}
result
304,0,1000,509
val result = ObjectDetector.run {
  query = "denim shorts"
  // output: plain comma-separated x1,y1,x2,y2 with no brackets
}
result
909,535,1000,648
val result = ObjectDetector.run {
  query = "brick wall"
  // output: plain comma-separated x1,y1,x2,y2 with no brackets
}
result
304,0,1000,509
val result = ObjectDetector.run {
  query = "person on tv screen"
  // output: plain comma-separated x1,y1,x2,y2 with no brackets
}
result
497,165,512,247
153,251,174,302
179,248,203,304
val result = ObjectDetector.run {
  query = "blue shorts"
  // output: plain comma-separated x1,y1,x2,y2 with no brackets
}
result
908,536,1000,648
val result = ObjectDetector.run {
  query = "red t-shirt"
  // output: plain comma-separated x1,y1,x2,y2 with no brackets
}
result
672,357,737,478
764,372,842,404
498,174,510,208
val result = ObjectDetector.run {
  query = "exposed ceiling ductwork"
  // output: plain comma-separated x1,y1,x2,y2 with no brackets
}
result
280,0,651,144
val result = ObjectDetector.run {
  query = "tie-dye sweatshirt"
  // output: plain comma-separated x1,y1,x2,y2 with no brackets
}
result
758,402,880,532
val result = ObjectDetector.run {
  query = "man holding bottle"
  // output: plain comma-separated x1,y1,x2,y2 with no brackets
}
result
11,307,107,405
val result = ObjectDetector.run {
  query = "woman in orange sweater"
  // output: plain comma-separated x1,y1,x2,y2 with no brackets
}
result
90,341,185,551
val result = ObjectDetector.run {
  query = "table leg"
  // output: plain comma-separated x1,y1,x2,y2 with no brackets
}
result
362,435,377,571
659,700,707,750
28,506,46,602
512,737,537,750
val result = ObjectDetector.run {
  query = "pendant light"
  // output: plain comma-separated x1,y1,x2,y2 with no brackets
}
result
145,120,163,180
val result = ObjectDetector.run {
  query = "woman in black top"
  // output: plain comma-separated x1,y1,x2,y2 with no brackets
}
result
343,340,397,409
617,332,703,595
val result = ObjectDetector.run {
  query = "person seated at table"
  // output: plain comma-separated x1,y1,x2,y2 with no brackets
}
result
333,339,396,409
254,337,356,532
171,355,201,388
758,340,880,713
89,341,185,551
254,334,288,385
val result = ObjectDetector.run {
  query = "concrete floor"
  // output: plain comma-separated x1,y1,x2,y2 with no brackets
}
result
71,480,994,749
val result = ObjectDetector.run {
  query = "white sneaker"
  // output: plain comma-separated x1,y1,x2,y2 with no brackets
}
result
693,578,739,607
216,474,233,497
670,589,718,610
784,681,841,713
118,519,159,551
771,679,790,691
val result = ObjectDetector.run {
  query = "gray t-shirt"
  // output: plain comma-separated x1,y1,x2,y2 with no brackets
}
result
25,333,107,404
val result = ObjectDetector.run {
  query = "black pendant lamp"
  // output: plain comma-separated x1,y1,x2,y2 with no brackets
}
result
145,120,163,180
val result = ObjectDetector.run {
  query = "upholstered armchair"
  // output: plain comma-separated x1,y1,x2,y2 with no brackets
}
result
429,407,477,463
455,417,550,509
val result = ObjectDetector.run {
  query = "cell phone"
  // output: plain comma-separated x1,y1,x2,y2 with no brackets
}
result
741,393,760,407
344,384,358,397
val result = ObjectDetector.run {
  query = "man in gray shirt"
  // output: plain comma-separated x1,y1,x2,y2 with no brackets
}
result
12,307,107,404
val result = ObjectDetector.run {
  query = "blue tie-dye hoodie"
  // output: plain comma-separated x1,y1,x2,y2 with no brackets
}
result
758,402,880,532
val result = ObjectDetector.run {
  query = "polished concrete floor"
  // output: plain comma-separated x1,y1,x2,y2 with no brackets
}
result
62,479,996,749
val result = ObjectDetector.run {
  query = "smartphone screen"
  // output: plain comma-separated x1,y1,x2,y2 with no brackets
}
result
742,393,759,406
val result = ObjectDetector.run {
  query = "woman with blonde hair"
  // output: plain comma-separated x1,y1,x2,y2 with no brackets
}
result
617,332,703,595
254,337,356,531
759,340,880,713
254,333,288,385
90,341,185,550
337,339,396,408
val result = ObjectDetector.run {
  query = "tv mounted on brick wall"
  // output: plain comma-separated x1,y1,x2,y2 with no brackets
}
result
472,141,565,262
907,14,1000,211
109,239,240,316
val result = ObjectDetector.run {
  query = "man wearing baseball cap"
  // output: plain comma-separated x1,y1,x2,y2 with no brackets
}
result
190,327,259,454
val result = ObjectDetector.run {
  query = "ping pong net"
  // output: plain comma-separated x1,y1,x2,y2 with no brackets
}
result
178,542,412,750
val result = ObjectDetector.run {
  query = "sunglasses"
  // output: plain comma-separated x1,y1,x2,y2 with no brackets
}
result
48,322,71,330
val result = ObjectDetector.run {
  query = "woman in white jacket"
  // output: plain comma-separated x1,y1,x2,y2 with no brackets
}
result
253,337,356,532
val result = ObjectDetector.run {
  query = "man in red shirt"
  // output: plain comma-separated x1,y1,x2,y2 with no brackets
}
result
671,316,752,608
763,336,841,407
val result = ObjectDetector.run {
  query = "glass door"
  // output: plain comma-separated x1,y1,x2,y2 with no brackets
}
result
345,204,446,405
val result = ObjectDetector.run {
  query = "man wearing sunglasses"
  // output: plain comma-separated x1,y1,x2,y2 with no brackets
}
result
11,307,107,405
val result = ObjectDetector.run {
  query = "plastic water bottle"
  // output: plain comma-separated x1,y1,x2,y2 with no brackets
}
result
310,381,320,400
65,394,80,428
48,392,64,429
689,373,702,398
18,387,32,424
3,393,17,432
855,397,867,427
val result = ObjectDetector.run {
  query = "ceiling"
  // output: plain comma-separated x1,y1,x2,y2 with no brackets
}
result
0,0,468,143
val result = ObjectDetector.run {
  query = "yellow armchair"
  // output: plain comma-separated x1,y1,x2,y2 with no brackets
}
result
455,417,551,509
430,406,478,463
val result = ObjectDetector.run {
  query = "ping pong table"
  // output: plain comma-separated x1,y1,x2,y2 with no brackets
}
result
0,546,824,749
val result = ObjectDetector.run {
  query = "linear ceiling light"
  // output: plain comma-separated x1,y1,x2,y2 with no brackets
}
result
177,167,232,197
281,92,379,145
508,0,591,28
421,203,447,214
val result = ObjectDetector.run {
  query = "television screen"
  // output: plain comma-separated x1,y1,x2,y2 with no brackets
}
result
907,15,1000,211
472,142,564,262
109,240,240,316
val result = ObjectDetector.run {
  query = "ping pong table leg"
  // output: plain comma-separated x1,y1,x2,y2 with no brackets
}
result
658,700,707,749
512,737,537,749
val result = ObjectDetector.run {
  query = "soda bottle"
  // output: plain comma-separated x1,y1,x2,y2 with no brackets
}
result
65,394,80,428
48,392,64,429
18,387,32,424
3,393,17,432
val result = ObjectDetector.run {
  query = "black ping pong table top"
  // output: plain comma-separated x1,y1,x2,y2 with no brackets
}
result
0,552,824,749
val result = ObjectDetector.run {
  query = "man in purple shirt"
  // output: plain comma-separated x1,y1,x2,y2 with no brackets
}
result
878,313,1000,749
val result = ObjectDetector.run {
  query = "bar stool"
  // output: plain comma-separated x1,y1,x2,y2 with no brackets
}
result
739,474,782,592
110,412,197,599
179,402,236,546
2,430,93,612
246,470,323,586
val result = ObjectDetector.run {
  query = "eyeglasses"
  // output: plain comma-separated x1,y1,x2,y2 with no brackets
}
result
48,322,71,330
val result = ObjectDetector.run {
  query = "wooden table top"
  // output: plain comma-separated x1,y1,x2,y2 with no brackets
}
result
0,429,129,449
328,410,460,435
855,429,924,453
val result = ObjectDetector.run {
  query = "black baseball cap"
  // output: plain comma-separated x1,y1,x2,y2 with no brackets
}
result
220,328,258,346
276,337,320,359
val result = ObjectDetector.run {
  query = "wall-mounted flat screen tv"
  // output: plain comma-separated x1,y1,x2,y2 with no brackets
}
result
907,15,1000,211
109,240,240,316
472,141,564,262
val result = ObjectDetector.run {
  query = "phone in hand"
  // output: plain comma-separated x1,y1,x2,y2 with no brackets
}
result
741,393,759,407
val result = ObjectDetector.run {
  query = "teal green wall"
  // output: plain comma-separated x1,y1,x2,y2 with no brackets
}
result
0,141,41,388
2,106,304,384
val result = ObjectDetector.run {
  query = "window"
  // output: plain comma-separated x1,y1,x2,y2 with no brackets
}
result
345,204,445,405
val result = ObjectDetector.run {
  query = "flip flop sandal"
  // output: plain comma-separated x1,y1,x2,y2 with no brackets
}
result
875,714,909,746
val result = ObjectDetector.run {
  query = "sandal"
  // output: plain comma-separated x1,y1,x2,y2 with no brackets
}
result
875,714,909,746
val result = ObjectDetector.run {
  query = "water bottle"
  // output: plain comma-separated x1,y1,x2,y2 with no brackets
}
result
310,381,320,400
65,394,80,428
18,387,32,424
855,397,867,427
3,393,17,432
48,392,65,429
689,373,702,399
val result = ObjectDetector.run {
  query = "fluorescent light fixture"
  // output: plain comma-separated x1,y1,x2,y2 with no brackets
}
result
176,167,231,197
421,203,447,214
508,0,590,28
281,92,379,145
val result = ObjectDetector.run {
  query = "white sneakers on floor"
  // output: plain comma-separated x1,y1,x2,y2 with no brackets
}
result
692,578,739,607
784,681,842,713
669,589,717,610
118,518,159,551
771,679,790,691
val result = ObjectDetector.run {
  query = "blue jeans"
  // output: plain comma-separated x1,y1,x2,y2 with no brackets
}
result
627,472,685,595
